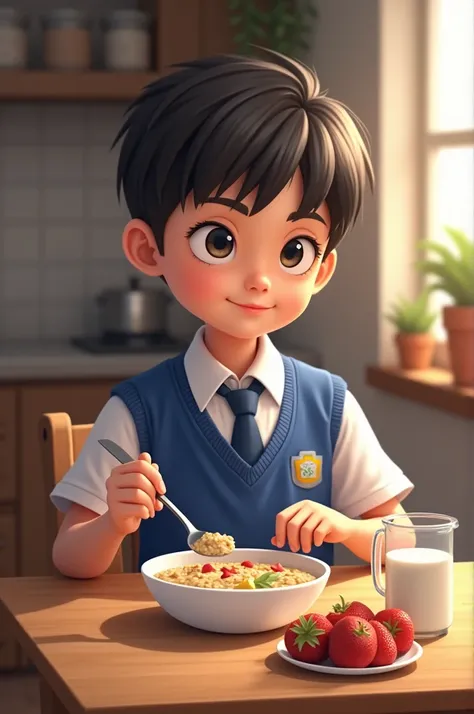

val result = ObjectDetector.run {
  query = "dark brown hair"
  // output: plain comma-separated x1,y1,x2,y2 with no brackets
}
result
114,49,374,257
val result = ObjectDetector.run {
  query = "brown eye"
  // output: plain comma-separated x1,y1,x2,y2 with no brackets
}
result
188,223,235,264
280,237,318,275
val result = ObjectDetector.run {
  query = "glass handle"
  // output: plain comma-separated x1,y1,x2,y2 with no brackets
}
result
371,528,385,597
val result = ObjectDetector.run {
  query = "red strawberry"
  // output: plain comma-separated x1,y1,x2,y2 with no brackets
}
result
284,613,333,664
201,563,215,573
241,560,254,568
369,620,398,666
373,609,414,656
271,562,285,572
328,616,377,668
326,595,375,625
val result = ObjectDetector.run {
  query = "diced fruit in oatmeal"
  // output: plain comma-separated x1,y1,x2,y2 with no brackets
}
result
241,560,254,568
201,564,215,573
271,562,285,572
155,562,315,589
234,578,256,589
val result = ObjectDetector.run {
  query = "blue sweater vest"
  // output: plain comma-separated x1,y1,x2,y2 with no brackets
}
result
111,352,346,568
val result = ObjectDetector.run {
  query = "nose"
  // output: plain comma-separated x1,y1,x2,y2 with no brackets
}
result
244,271,271,293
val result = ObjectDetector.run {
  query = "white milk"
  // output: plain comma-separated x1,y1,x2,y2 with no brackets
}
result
385,547,453,635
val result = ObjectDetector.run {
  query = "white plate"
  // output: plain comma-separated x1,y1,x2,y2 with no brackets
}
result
276,639,423,675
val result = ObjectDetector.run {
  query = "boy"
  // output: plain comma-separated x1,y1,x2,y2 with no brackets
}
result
51,50,413,578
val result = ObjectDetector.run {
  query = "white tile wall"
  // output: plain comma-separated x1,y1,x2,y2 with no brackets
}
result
0,102,137,340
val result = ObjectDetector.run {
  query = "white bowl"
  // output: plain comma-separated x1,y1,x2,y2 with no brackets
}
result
141,548,330,634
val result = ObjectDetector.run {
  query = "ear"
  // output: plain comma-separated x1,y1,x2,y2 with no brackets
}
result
312,249,337,295
122,219,164,277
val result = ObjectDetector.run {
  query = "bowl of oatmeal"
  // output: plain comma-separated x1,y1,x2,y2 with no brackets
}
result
141,548,330,634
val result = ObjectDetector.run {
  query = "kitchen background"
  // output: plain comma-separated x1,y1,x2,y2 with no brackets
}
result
0,0,473,676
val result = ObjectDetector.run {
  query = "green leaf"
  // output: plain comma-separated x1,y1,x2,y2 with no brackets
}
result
290,615,327,651
229,15,242,26
254,571,281,588
386,289,437,332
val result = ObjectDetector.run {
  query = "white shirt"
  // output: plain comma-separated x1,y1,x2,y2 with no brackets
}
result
51,326,413,519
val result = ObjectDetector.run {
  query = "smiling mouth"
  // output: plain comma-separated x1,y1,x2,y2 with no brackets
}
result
227,299,274,311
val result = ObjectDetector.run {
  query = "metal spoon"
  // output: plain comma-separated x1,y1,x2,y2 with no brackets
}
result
98,438,206,550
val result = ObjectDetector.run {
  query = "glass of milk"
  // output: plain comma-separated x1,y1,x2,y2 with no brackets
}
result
371,512,459,638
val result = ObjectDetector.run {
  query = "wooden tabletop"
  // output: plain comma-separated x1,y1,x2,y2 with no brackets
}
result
0,563,473,714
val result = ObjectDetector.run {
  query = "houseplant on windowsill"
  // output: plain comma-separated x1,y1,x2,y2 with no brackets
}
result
416,226,474,387
386,289,437,370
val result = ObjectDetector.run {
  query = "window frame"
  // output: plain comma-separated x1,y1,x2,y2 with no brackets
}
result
421,0,474,367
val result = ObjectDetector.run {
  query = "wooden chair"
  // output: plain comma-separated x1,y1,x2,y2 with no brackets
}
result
40,412,139,575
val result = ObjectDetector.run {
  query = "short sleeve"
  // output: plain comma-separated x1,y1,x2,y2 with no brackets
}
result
49,396,140,515
331,390,414,518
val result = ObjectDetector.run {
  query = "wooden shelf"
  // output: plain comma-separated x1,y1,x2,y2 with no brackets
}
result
0,70,161,102
366,365,474,420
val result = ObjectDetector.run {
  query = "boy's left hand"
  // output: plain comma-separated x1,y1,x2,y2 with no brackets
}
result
271,500,354,553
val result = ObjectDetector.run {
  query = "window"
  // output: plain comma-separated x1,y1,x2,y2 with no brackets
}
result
424,0,474,343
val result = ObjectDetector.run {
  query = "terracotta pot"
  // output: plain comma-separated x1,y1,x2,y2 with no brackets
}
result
443,306,474,387
395,332,435,370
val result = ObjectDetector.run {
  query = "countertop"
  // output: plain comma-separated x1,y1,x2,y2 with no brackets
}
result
0,339,321,382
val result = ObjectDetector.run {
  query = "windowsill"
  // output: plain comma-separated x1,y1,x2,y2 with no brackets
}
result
366,366,474,420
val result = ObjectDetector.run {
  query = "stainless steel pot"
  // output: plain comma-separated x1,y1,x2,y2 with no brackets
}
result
96,277,171,338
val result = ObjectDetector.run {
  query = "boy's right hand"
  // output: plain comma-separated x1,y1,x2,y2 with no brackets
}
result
105,452,166,536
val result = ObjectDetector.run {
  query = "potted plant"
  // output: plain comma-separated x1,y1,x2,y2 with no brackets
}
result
228,0,318,57
417,226,474,387
386,289,437,370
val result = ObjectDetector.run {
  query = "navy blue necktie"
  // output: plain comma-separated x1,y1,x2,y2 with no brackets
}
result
217,379,265,465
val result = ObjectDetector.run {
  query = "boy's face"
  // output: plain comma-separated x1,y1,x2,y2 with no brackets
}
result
123,171,336,340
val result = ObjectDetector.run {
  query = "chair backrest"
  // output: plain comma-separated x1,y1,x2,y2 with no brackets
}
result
40,412,138,575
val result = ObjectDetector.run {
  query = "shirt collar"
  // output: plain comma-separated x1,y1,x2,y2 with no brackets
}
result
183,325,285,412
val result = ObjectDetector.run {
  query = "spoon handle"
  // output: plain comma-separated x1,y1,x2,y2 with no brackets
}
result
157,494,195,535
98,438,196,535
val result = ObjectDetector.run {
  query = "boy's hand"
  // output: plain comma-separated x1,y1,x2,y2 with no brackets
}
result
105,452,166,536
271,500,354,553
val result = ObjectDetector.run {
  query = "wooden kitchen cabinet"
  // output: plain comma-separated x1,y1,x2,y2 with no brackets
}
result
0,509,19,669
19,380,118,578
0,388,17,503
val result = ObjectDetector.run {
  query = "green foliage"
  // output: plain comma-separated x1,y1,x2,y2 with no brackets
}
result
228,0,318,57
386,289,437,334
416,226,474,306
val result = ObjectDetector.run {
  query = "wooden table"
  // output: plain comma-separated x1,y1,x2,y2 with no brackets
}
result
0,564,473,714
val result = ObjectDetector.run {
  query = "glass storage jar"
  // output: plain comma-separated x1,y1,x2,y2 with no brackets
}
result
0,8,28,69
43,8,91,71
103,9,151,71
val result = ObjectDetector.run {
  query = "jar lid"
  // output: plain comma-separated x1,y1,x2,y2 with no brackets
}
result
0,7,26,26
43,8,89,30
106,9,150,30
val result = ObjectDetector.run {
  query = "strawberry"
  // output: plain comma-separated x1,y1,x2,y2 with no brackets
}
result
326,595,375,625
284,613,333,664
241,560,254,568
201,564,215,573
369,620,398,666
328,616,377,668
373,608,414,656
271,562,285,572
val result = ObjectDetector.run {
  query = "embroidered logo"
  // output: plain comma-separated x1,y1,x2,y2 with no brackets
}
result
291,451,322,489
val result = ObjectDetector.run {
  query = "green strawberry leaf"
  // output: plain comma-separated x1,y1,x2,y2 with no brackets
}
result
290,615,327,651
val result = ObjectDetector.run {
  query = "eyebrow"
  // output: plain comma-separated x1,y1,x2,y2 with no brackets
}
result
203,197,327,226
288,210,327,225
203,197,249,215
